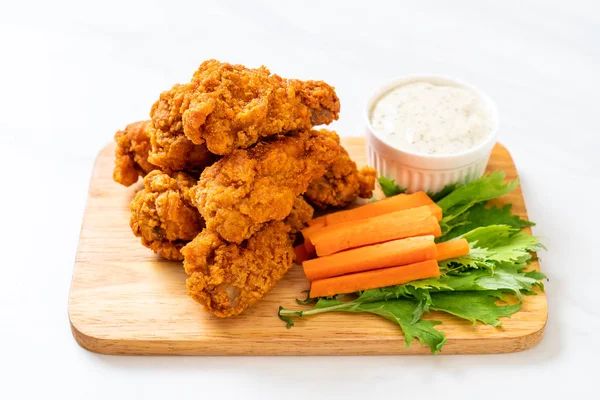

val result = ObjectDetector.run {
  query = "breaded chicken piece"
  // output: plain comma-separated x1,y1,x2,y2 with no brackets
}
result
182,198,311,317
191,129,340,243
285,196,314,234
147,126,215,172
147,94,217,172
113,120,157,186
130,170,204,260
358,167,378,199
151,59,340,155
182,221,294,318
305,131,377,208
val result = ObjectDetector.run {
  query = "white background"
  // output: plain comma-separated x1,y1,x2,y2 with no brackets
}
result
1,0,599,398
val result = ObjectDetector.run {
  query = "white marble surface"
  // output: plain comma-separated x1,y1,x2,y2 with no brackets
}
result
1,0,599,398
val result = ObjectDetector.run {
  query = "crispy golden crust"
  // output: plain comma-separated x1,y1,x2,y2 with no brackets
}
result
148,84,216,171
130,170,204,260
285,196,314,234
182,221,294,318
113,120,157,186
151,59,340,155
305,131,377,208
191,129,340,243
357,166,377,198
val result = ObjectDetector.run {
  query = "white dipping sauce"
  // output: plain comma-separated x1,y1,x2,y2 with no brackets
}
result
370,81,493,155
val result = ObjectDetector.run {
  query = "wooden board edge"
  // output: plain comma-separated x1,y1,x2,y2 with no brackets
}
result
69,312,547,356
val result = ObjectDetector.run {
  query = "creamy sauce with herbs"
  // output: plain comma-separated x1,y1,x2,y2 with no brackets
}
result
370,82,493,155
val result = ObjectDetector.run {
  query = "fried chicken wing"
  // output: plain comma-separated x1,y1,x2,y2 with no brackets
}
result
182,221,294,318
147,94,217,172
130,170,204,260
191,129,340,243
358,167,378,198
305,131,377,208
285,196,314,234
113,120,157,186
151,60,340,155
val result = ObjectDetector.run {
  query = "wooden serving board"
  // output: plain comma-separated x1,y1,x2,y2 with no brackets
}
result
68,138,546,355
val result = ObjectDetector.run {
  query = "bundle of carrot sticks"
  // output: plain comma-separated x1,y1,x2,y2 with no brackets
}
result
297,192,470,298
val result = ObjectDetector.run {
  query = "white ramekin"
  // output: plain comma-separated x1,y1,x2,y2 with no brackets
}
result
365,75,499,193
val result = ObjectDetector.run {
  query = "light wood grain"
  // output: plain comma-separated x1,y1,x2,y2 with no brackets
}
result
68,138,546,355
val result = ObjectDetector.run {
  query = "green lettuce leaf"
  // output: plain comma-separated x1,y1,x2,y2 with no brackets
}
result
410,289,433,323
427,183,459,202
437,171,519,227
439,225,545,274
429,291,521,327
476,266,544,300
279,297,446,353
438,203,535,242
378,176,406,197
278,288,524,352
524,270,546,292
381,266,545,300
355,301,446,353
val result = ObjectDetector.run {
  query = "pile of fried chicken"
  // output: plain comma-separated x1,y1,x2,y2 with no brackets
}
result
113,60,376,317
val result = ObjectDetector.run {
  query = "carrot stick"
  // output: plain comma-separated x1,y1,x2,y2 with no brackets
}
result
436,238,470,261
432,219,442,238
301,225,322,254
307,215,327,228
324,192,438,226
305,240,315,255
326,203,441,225
428,204,443,222
309,259,440,298
303,235,437,281
294,245,311,264
311,206,441,256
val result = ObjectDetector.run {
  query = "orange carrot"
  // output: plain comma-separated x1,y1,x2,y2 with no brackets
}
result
432,219,442,238
326,203,441,225
294,245,311,264
307,215,327,228
311,206,441,256
309,259,440,298
303,235,437,281
428,204,443,222
301,225,322,254
305,240,315,255
324,192,438,226
436,238,470,261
